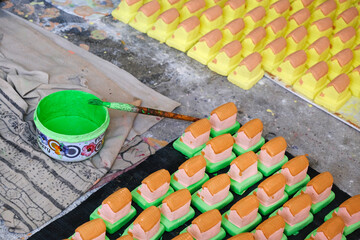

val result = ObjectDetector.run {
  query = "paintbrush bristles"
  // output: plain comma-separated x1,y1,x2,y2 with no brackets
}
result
88,99,104,106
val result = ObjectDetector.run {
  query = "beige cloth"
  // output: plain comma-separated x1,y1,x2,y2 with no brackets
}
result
0,10,179,233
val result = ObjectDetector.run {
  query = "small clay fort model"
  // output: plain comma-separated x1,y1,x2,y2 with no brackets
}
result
171,232,194,240
233,118,265,155
306,36,331,67
193,174,234,213
258,136,288,176
132,169,174,209
90,188,137,234
305,216,346,240
200,133,236,173
228,151,263,195
183,209,226,239
222,195,262,236
324,194,360,236
124,206,165,240
228,232,255,240
252,173,288,215
253,215,286,240
274,49,307,85
69,218,108,240
209,102,240,136
173,118,211,157
294,171,335,214
160,189,195,231
274,193,313,236
280,154,310,195
262,37,287,72
129,0,161,33
147,8,180,43
171,155,209,193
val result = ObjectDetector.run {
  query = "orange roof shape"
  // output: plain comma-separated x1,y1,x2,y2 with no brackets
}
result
284,50,307,68
142,169,171,192
183,0,205,13
230,195,259,218
206,133,235,154
226,0,245,10
312,17,333,31
202,174,230,195
290,8,310,25
231,151,258,172
258,173,286,196
178,16,200,32
265,37,287,54
316,0,336,16
308,36,330,54
239,52,262,72
245,6,266,22
237,118,263,138
162,189,191,212
306,172,333,194
317,216,345,239
139,0,160,17
75,219,106,240
286,26,307,43
283,193,312,216
228,232,255,240
337,7,358,24
281,155,309,176
211,102,237,121
327,74,350,93
305,61,328,81
178,155,207,177
171,232,193,240
339,195,360,216
256,215,286,238
270,0,290,14
261,136,287,157
192,209,222,233
199,29,223,48
102,188,132,213
223,18,245,35
246,27,266,45
184,118,211,138
334,27,356,43
158,8,179,24
202,5,222,21
220,40,242,58
266,17,287,34
133,206,161,232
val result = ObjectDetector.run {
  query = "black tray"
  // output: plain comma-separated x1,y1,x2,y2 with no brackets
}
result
30,141,359,240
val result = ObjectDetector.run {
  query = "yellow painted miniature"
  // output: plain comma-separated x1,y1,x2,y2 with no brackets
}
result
330,27,356,55
307,36,331,67
147,8,180,43
242,27,266,57
307,17,333,44
179,0,206,21
129,0,161,33
223,0,246,24
349,66,360,97
273,50,307,85
328,48,353,79
221,18,245,45
112,0,144,24
262,37,287,72
199,5,224,35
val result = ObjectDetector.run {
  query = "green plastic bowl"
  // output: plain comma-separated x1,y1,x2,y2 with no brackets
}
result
34,90,110,162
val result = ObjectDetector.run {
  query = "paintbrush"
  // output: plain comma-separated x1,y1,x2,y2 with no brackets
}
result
88,99,200,122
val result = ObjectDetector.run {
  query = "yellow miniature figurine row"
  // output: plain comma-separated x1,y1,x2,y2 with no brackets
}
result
112,0,360,113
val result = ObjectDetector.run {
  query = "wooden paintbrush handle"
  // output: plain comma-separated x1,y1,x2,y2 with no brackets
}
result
136,106,200,122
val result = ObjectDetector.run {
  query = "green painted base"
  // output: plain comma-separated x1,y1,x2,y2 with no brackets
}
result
229,172,263,195
324,208,360,236
160,205,195,232
131,186,174,210
269,207,313,236
233,137,265,156
180,226,226,240
203,152,237,173
172,137,207,158
306,229,346,240
285,174,311,195
210,121,241,137
222,211,262,236
249,189,289,215
122,223,165,240
90,205,137,234
192,191,234,213
294,187,335,214
68,235,109,240
257,155,289,177
170,173,209,194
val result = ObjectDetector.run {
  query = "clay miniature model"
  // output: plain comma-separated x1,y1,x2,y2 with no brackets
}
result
192,174,234,212
328,49,353,79
285,26,308,54
147,8,180,43
349,65,360,97
242,27,266,57
171,155,209,193
132,169,174,209
243,6,266,35
222,18,245,44
129,0,161,33
253,215,286,240
209,102,240,136
293,61,329,100
330,27,356,55
280,155,310,194
173,118,211,158
266,0,291,23
265,17,288,43
187,29,223,65
160,189,195,231
160,0,185,11
228,232,255,240
171,232,194,240
222,195,262,236
311,0,337,21
307,18,333,44
352,45,360,68
182,209,226,240
124,206,165,240
252,173,288,215
200,133,236,172
294,171,335,214
179,0,205,21
245,0,269,11
305,216,345,240
116,236,134,240
69,218,108,240
199,5,224,35
306,36,331,67
314,73,352,112
228,151,263,195
334,7,359,31
223,0,246,24
270,194,313,236
228,52,264,90
112,0,143,24
90,188,137,234
286,8,311,34
290,0,314,15
262,37,287,72
274,50,307,85
324,195,360,236
233,118,265,155
258,136,288,176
